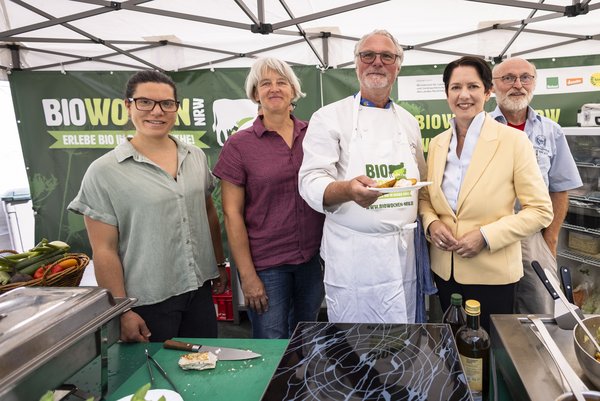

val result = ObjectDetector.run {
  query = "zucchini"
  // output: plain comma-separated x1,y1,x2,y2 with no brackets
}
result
18,253,67,275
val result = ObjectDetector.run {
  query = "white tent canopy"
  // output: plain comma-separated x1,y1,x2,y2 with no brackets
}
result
0,0,599,78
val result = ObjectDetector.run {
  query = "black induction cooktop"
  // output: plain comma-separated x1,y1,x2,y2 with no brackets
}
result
261,322,472,401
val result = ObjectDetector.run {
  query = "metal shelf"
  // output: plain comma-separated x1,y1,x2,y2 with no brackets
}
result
575,162,600,169
557,249,600,267
569,195,600,204
561,223,600,236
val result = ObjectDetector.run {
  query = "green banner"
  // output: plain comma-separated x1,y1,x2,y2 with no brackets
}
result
47,130,208,149
8,56,600,255
8,67,324,255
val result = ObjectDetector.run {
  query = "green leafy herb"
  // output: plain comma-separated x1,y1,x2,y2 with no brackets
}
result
392,163,406,180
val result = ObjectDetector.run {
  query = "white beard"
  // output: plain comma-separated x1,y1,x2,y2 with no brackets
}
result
497,91,533,113
360,71,392,89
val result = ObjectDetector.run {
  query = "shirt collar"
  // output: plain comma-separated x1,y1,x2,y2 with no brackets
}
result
490,105,541,125
114,134,189,163
252,114,305,138
355,93,393,109
450,111,487,138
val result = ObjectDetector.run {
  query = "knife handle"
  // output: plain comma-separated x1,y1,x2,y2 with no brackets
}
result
559,266,574,304
531,261,559,300
164,339,199,352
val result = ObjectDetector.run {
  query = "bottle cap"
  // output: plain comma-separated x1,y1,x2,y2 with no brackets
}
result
465,299,481,315
450,293,463,305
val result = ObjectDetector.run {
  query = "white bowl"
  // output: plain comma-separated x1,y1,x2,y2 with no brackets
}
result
116,389,183,401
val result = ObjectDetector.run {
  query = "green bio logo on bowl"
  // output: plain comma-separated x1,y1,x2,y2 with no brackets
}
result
546,76,559,89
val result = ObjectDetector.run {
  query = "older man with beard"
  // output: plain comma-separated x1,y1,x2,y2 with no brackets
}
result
299,30,427,323
490,57,582,314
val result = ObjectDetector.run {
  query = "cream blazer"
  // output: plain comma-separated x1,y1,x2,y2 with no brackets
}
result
419,115,553,285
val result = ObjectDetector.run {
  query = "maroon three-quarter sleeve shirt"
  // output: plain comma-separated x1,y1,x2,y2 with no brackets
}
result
213,115,324,270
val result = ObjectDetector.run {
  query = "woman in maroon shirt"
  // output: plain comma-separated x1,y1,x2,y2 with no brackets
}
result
213,58,325,339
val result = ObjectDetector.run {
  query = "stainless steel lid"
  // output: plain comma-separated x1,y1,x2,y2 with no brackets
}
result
0,287,134,392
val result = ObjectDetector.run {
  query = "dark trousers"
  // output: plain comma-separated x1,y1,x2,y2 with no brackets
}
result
434,271,516,333
133,280,217,342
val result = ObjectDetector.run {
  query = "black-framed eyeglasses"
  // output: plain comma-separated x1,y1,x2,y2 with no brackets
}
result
357,51,399,65
493,74,535,85
127,97,180,112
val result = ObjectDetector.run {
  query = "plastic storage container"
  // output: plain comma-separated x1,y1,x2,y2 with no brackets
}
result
568,231,600,254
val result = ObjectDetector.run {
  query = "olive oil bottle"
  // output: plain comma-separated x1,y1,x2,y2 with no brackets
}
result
442,293,467,336
456,299,490,401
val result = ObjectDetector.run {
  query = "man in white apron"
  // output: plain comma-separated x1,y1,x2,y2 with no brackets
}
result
299,30,427,323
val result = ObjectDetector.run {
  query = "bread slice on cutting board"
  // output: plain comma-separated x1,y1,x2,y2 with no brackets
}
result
178,351,218,370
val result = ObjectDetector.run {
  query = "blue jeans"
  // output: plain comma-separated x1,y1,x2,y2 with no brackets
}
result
247,253,324,339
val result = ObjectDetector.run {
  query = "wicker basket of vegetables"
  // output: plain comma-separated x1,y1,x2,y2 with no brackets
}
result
0,239,90,293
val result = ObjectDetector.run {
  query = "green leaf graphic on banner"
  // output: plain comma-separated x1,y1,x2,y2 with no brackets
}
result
31,173,58,203
48,130,208,149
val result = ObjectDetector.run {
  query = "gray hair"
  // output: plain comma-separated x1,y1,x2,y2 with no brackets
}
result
354,29,404,67
245,57,305,104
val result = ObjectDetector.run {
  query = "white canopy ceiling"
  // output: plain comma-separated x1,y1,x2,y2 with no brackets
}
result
0,0,599,78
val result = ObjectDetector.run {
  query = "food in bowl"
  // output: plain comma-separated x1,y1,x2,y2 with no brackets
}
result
573,316,600,390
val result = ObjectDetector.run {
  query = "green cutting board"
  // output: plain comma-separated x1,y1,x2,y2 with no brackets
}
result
107,338,288,401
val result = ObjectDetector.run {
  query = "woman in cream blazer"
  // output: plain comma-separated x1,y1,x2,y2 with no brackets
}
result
419,56,552,331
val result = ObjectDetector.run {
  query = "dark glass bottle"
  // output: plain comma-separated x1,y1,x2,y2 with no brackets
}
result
456,299,490,401
443,293,467,336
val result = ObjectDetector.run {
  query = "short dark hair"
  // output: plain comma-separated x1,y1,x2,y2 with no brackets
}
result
125,70,178,100
442,56,492,95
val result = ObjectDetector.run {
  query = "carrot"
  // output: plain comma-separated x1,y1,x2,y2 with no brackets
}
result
55,258,78,269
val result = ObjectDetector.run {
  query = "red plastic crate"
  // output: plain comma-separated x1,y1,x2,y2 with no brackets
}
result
212,265,233,321
213,289,233,321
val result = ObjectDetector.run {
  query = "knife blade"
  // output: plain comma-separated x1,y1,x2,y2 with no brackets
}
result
164,339,261,361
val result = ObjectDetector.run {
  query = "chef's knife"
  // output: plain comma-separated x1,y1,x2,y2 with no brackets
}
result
164,339,261,361
531,261,582,330
559,266,574,304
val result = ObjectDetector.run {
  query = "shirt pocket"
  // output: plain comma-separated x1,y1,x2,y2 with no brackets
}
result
535,149,551,185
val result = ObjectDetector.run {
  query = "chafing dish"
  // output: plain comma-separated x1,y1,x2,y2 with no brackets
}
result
0,287,134,401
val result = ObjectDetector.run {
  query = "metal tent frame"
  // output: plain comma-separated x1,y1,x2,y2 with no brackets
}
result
0,0,599,76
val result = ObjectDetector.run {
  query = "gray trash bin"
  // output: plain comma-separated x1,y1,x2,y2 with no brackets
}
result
1,188,34,253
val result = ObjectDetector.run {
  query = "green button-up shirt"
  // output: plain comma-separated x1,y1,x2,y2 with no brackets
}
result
69,136,218,306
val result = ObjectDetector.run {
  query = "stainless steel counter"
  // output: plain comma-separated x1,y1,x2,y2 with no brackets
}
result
491,314,597,401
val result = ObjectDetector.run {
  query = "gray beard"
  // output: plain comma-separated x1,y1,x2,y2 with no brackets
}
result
361,73,391,89
497,91,534,113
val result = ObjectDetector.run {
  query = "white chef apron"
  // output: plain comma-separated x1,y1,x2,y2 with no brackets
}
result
323,93,419,324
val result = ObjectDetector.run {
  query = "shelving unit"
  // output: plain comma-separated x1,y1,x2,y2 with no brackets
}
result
559,127,600,313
